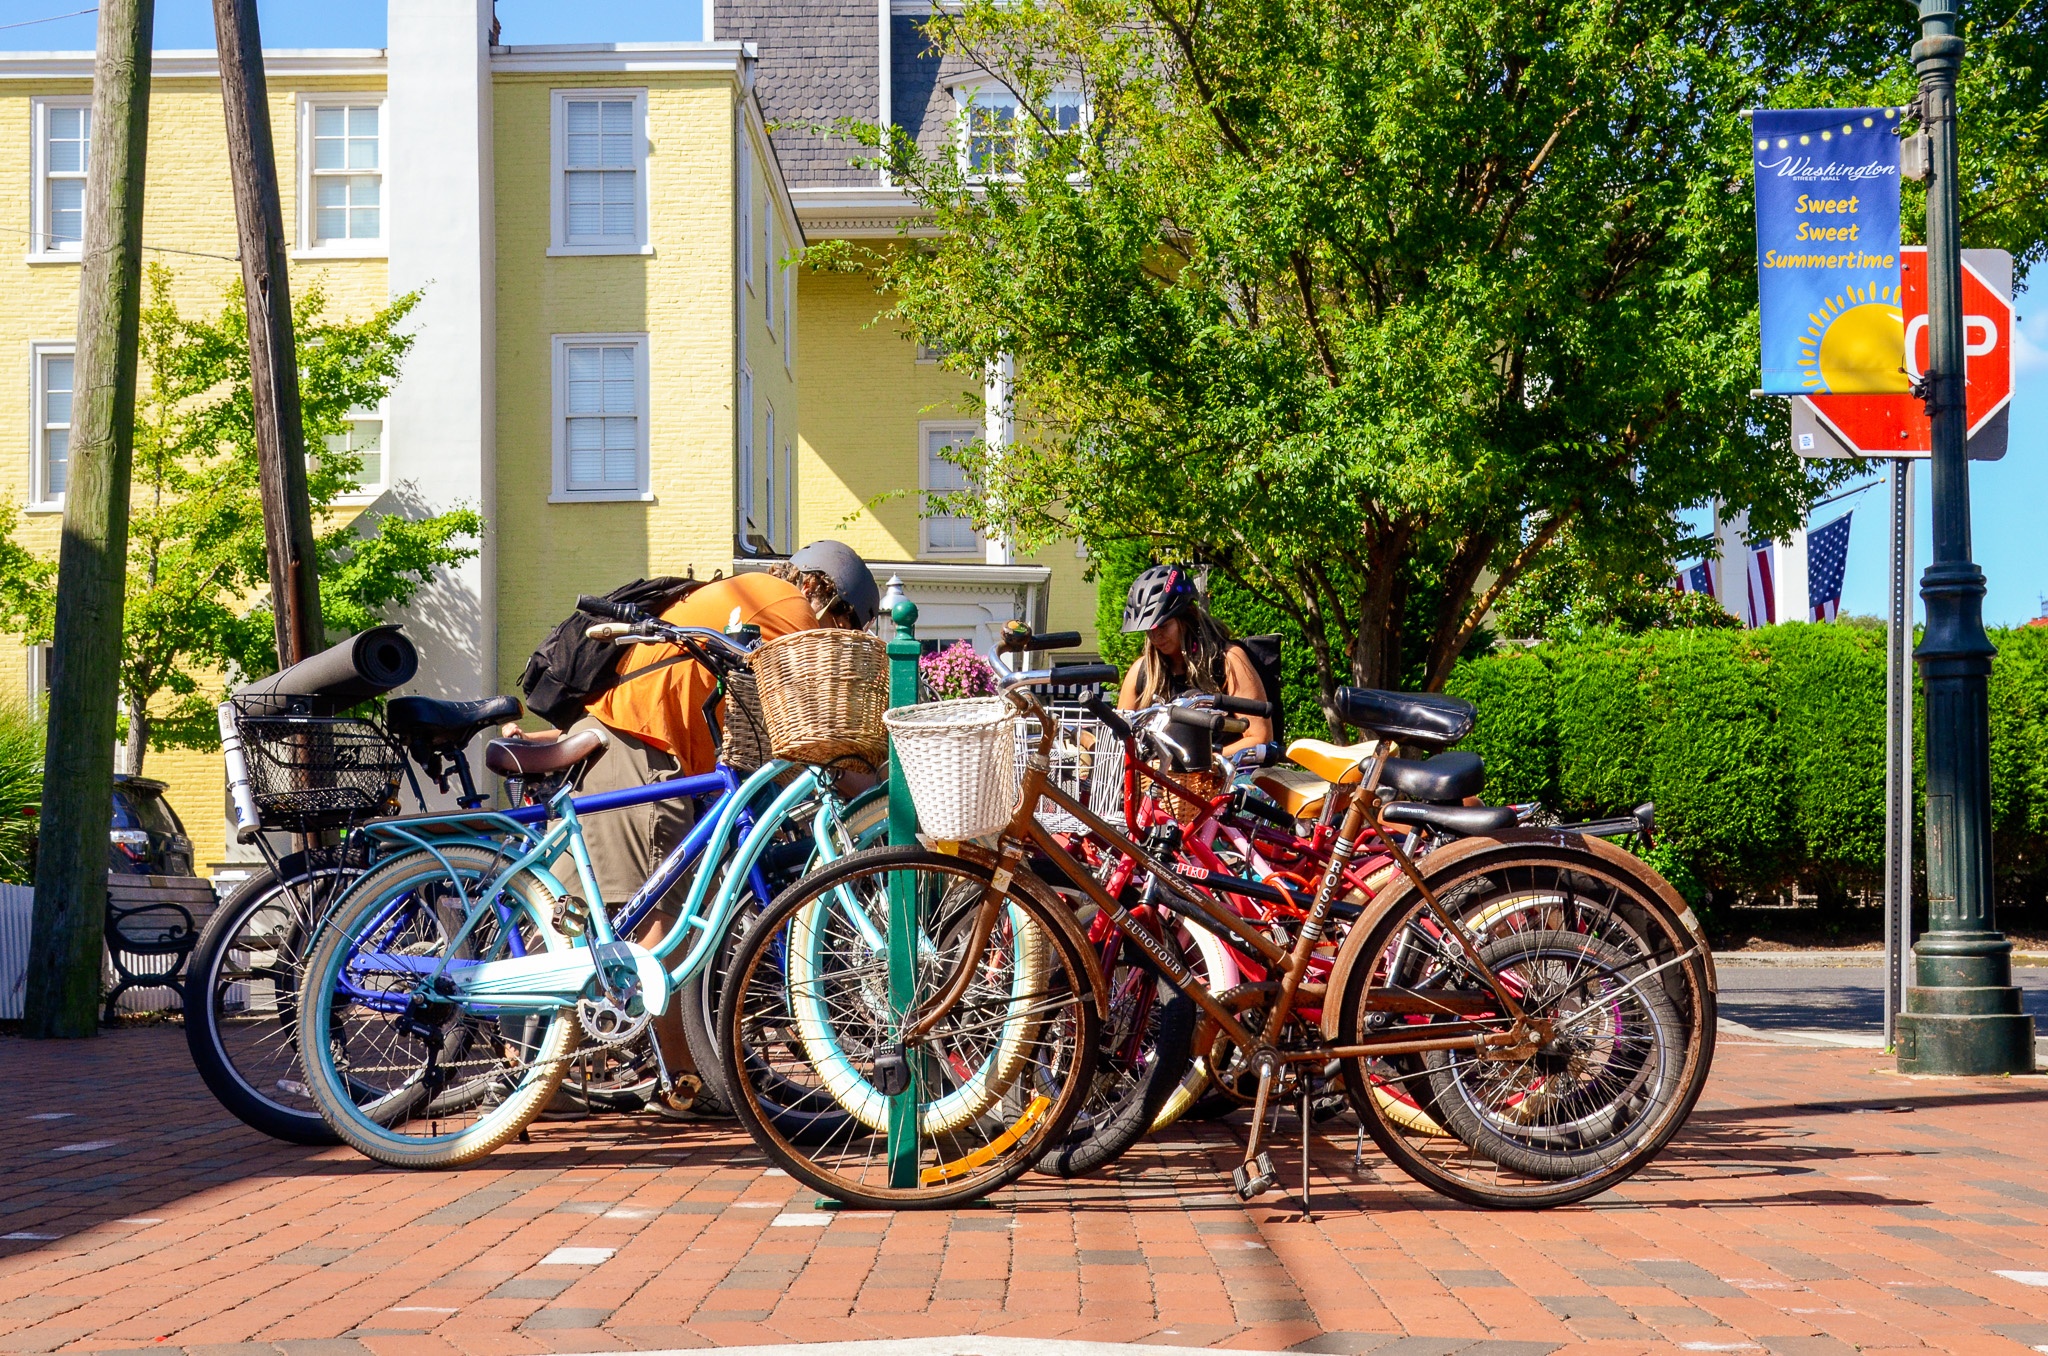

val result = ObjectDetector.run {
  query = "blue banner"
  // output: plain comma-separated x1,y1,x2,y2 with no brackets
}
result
1754,106,1905,394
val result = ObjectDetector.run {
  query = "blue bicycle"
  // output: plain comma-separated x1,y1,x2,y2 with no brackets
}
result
292,614,882,1168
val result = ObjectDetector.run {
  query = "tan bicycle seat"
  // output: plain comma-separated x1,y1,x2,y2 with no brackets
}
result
1253,765,1334,820
1286,738,1378,786
485,728,608,777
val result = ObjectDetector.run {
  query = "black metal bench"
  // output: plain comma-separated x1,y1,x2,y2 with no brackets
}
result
103,873,214,1022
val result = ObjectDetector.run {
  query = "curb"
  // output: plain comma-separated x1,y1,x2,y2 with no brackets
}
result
1714,949,2048,968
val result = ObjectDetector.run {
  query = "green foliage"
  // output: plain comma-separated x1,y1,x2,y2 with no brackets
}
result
820,0,2048,718
1449,623,2048,912
1489,531,1743,642
0,267,480,769
0,704,43,884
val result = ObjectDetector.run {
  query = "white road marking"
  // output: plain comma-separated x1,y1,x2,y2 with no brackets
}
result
771,1214,831,1227
53,1141,114,1152
1997,1271,2048,1287
539,1247,615,1266
3,1232,58,1241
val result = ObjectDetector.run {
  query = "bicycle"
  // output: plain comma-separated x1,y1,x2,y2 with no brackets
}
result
290,607,889,1168
718,630,1714,1210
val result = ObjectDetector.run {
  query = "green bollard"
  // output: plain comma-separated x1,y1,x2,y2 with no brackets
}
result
884,587,922,1189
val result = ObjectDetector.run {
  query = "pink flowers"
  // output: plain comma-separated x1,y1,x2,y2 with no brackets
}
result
920,641,997,700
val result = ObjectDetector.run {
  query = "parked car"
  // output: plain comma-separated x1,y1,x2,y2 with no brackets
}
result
109,776,195,876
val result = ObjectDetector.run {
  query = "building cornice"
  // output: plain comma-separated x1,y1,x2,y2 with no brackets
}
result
791,184,935,239
489,42,751,75
0,49,386,80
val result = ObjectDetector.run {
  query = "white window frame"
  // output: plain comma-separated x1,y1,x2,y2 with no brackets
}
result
782,252,795,372
763,401,778,550
29,97,91,262
295,93,386,258
919,421,985,558
29,340,74,511
781,434,795,548
549,88,651,256
26,643,50,709
737,137,753,291
549,333,652,502
736,364,760,552
763,207,776,331
324,402,389,501
954,82,1086,181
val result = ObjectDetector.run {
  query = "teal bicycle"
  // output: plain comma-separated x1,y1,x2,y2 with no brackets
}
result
292,610,883,1169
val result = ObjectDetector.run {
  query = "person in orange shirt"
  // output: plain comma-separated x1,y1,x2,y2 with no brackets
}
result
502,541,880,1110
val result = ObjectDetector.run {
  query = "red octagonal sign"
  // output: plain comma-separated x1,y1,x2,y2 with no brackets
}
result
1797,247,2013,458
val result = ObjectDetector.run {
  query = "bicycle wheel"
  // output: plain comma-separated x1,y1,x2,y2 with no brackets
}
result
1335,853,1712,1208
1037,948,1195,1176
718,844,1099,1208
184,853,357,1144
297,844,578,1169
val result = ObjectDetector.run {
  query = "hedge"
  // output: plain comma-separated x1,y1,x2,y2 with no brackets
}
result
1446,623,2048,913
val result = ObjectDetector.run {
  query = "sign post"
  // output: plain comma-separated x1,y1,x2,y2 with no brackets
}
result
1884,461,1914,1047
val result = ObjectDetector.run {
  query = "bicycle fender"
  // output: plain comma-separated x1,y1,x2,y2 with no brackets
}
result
1317,830,1716,1044
945,842,1111,1020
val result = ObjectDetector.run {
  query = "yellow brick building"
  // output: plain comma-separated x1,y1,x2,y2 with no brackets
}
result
0,0,1094,871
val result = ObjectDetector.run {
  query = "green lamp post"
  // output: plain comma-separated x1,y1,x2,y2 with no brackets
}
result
1895,2,2034,1074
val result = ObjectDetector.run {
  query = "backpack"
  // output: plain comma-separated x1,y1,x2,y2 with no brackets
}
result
519,575,711,728
1235,634,1287,746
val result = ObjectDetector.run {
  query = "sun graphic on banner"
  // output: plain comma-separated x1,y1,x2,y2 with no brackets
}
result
1798,284,1909,392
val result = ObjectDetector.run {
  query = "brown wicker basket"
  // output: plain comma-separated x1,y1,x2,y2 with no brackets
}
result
751,629,889,768
1164,768,1225,825
718,671,773,773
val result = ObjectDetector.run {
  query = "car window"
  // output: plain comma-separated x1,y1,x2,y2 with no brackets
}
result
119,789,180,835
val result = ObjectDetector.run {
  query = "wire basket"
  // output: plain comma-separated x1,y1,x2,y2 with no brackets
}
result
883,698,1019,841
1015,704,1126,834
719,670,773,773
233,711,404,833
753,629,889,768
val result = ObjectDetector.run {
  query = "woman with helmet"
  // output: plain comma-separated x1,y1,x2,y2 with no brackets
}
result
1116,563,1274,758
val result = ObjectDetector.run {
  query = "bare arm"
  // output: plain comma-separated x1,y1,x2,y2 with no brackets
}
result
1221,646,1274,755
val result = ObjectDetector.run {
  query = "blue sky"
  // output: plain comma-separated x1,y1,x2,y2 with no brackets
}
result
3,2,2042,625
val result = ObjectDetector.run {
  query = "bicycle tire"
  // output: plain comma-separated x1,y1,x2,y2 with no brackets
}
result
297,844,578,1169
1335,853,1713,1208
184,853,352,1144
718,844,1100,1208
1036,983,1194,1177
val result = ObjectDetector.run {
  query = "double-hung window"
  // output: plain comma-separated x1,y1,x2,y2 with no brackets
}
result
300,97,383,252
736,365,758,551
31,343,74,507
324,410,385,496
920,424,983,557
552,334,650,500
31,99,90,259
963,90,1021,178
738,139,753,290
551,89,649,254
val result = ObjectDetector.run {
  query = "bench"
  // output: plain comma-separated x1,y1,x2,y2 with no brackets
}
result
103,873,215,1022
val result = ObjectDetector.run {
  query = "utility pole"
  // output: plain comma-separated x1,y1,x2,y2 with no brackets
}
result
23,0,154,1039
213,0,322,666
1894,1,2033,1074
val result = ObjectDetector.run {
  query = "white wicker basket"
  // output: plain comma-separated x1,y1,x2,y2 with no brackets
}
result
1015,704,1126,834
882,698,1020,841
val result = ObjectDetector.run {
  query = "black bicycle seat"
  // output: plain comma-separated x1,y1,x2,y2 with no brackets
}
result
1381,750,1484,803
1380,801,1517,838
485,729,608,777
1332,687,1475,751
386,695,523,751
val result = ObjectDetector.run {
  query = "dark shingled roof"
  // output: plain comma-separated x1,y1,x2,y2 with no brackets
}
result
890,12,964,162
716,0,881,186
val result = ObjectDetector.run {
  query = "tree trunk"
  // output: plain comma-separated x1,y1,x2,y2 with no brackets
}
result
25,0,153,1039
213,0,321,667
123,703,148,779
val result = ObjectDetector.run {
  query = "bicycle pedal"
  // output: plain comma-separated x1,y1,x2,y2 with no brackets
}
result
1232,1152,1279,1200
873,1044,912,1097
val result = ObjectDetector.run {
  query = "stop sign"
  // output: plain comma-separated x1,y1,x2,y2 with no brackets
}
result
1795,247,2013,459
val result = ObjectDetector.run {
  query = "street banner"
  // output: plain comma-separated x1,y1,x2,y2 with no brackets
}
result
1754,106,1906,394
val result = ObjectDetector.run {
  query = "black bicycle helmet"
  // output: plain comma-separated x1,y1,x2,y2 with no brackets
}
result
788,539,882,628
1122,563,1200,633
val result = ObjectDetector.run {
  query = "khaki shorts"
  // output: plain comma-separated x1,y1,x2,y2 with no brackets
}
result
567,714,696,919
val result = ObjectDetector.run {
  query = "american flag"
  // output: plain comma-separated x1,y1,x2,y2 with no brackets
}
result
1747,543,1776,627
1676,560,1715,595
1808,511,1853,621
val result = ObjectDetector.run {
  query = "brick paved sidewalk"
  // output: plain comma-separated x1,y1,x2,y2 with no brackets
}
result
4,1026,2048,1356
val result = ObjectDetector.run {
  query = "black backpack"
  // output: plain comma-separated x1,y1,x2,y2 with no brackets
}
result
519,575,711,728
1236,634,1287,746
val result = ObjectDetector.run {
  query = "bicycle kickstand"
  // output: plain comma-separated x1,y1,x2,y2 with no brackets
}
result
1298,1083,1314,1222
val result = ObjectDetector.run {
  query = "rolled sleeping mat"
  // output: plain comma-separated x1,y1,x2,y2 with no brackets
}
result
235,623,419,715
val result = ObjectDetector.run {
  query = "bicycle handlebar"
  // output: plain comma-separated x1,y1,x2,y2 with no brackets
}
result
576,594,649,624
996,626,1084,655
1213,693,1275,719
1166,706,1248,738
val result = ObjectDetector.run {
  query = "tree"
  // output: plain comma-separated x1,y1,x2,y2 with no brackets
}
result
825,0,2048,730
0,266,481,774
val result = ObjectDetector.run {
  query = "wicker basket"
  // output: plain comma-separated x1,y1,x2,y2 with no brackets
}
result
884,698,1020,841
1162,768,1225,825
751,629,889,768
718,671,773,773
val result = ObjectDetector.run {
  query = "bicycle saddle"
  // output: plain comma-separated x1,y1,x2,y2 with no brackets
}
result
1379,801,1517,838
1332,687,1475,751
1284,738,1377,786
1259,747,1484,821
485,728,608,777
1384,750,1484,803
386,695,523,751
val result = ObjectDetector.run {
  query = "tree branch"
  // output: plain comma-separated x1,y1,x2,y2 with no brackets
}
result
1429,509,1571,689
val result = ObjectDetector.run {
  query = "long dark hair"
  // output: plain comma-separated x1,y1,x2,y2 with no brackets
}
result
1130,608,1234,706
